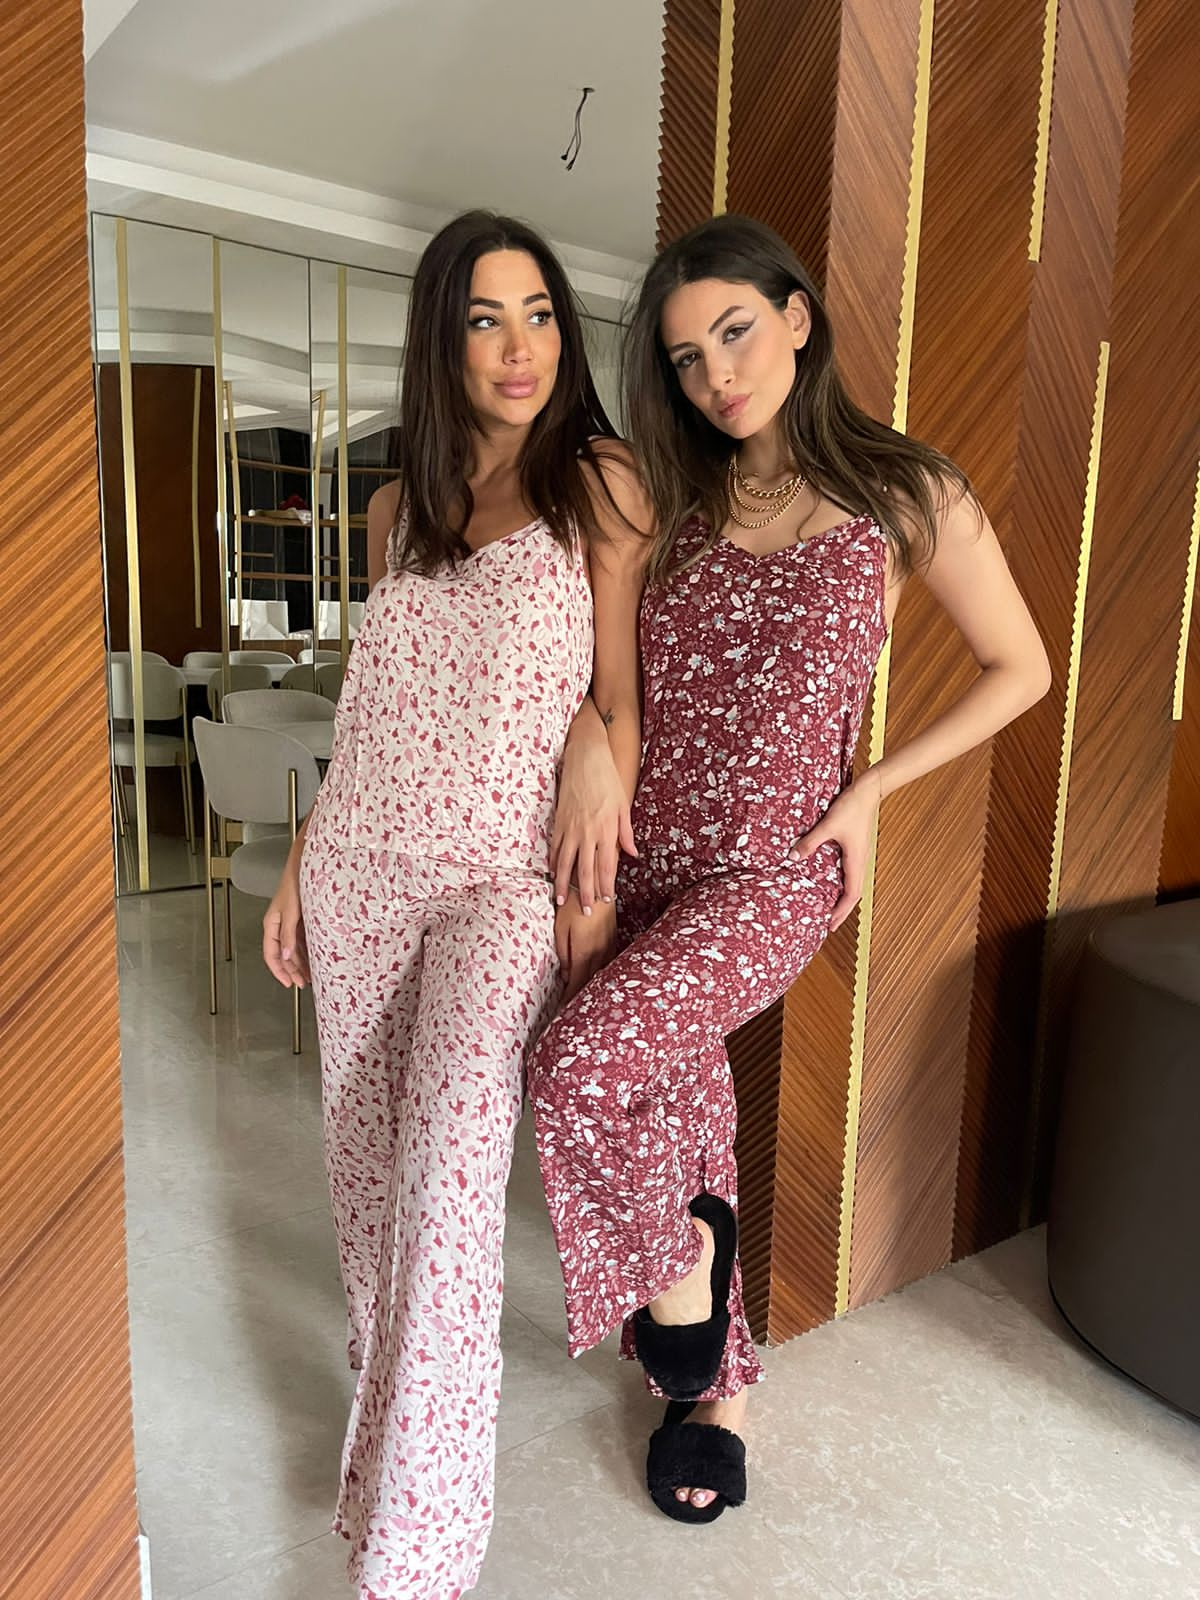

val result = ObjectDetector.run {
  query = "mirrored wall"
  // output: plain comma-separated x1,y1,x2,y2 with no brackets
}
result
93,215,623,894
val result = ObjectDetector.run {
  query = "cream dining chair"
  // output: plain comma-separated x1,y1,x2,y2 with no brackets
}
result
192,719,321,1053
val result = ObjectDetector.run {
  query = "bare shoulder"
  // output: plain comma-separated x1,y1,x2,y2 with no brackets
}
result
887,467,982,571
369,478,403,521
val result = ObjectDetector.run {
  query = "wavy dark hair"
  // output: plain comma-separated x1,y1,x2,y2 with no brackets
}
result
389,211,619,574
624,214,972,584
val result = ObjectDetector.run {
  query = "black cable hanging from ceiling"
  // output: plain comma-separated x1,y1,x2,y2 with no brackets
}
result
561,86,594,172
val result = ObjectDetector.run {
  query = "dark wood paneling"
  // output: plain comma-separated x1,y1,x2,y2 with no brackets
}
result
659,0,1200,1341
0,1,140,1594
99,363,221,658
955,0,1137,1252
850,0,1046,1305
657,0,723,248
1034,0,1200,1209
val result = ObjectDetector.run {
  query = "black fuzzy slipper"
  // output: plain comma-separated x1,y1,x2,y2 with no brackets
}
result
646,1399,747,1523
633,1192,738,1401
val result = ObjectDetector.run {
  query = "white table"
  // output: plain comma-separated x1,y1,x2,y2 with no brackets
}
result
181,662,294,687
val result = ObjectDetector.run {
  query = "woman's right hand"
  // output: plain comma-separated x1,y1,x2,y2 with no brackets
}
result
263,857,310,988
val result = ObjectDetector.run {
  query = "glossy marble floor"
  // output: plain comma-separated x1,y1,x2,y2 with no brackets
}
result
119,887,1200,1600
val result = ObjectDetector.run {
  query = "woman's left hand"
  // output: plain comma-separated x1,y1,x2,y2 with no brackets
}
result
789,771,883,932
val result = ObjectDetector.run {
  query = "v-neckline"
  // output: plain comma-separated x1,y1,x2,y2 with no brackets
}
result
716,512,874,562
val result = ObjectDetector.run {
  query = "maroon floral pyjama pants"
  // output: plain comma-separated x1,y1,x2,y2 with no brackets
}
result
527,841,842,1400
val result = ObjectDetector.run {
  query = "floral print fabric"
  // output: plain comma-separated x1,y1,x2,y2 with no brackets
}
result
311,518,593,873
301,835,559,1600
530,516,889,1397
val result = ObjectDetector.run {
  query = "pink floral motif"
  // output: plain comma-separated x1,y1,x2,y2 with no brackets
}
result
301,520,592,1599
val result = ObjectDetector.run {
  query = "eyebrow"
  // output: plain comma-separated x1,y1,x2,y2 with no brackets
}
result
468,292,553,309
665,304,747,353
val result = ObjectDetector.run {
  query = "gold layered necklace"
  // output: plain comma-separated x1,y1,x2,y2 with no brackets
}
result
727,456,809,528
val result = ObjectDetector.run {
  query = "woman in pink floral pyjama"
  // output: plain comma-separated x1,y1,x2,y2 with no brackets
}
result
264,212,647,1600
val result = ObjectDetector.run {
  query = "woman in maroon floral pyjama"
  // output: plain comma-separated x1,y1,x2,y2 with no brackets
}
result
528,214,1051,1525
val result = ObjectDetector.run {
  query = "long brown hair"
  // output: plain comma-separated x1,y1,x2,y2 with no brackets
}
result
623,214,972,584
392,210,619,574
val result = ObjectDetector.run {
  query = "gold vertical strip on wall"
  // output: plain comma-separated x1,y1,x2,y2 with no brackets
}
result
211,239,231,700
311,388,327,664
712,0,736,215
337,267,350,668
1028,0,1061,262
191,368,202,628
225,380,243,638
115,218,150,892
836,0,936,1317
1172,461,1200,720
1021,339,1110,1225
890,0,936,435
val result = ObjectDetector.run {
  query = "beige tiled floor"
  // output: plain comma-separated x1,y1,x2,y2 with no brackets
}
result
120,888,1200,1600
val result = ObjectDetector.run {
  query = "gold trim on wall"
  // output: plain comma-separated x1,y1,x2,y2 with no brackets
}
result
1021,338,1111,1225
211,239,232,699
225,380,243,636
337,266,350,668
836,0,936,1316
1173,461,1200,721
311,387,328,665
1028,0,1061,263
191,367,202,628
115,218,150,892
712,0,736,215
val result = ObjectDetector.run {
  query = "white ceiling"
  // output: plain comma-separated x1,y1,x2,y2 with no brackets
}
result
85,0,666,272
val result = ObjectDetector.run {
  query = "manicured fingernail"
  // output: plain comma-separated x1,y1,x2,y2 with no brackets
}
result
282,947,292,960
555,894,565,906
583,906,592,917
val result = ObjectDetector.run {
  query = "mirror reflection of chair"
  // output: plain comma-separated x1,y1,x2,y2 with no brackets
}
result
192,718,321,1052
280,663,321,693
314,662,344,702
205,662,273,720
108,658,197,848
111,649,170,666
298,648,340,665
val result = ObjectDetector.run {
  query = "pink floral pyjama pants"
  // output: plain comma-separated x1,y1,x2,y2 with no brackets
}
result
527,843,843,1400
300,829,559,1600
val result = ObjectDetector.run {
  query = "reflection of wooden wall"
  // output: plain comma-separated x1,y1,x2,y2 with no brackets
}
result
0,0,140,1593
658,0,1200,1341
99,363,221,659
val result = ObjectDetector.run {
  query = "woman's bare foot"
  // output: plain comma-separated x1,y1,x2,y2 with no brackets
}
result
647,1216,714,1325
672,1387,749,1510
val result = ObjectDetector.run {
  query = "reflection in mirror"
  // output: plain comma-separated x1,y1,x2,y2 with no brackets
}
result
216,240,313,683
310,260,409,685
94,216,218,895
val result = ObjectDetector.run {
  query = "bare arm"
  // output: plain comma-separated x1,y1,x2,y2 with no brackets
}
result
795,488,1051,929
552,443,652,910
868,491,1051,802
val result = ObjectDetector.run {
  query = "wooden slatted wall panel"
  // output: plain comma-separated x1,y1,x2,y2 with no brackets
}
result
658,0,1200,1341
723,0,923,1340
848,0,1046,1306
1033,0,1200,1208
0,2,140,1595
954,0,1137,1252
657,0,723,249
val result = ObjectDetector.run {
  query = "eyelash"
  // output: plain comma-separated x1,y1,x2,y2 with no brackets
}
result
674,322,752,369
468,310,555,331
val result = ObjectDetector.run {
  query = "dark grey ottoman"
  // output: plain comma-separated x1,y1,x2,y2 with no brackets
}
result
1047,897,1200,1418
